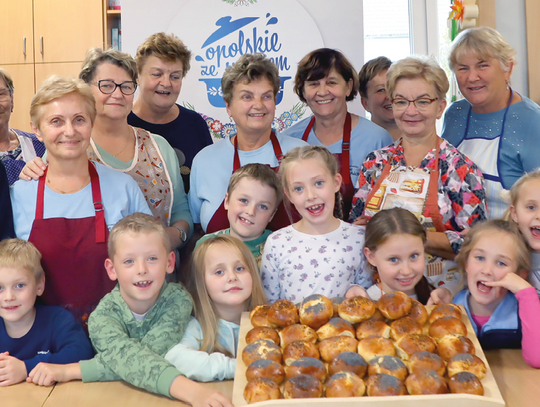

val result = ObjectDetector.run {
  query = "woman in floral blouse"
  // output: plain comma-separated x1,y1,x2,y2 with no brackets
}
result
349,56,487,303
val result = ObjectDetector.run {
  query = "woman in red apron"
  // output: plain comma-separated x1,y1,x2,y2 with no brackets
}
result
281,49,393,217
350,56,488,303
10,76,152,328
189,53,306,235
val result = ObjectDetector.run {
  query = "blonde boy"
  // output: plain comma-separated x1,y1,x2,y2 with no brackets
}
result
0,239,92,386
197,164,282,267
28,213,232,407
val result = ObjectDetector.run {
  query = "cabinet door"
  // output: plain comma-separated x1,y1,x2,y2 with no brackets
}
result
8,64,35,133
0,0,34,64
35,62,83,89
33,0,104,63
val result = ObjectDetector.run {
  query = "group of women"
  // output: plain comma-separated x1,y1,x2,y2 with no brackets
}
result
1,26,539,321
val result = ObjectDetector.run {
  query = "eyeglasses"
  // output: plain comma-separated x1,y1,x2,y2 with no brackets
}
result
0,88,12,102
92,80,137,95
391,97,439,111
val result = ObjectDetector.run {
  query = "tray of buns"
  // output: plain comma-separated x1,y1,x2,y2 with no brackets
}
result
232,293,505,406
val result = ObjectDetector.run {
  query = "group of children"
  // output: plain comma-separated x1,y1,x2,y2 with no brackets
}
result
1,145,540,406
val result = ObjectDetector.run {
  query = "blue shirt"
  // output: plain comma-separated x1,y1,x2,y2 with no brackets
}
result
10,162,152,240
0,304,94,372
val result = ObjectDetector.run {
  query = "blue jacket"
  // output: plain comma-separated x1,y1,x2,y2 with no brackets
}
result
454,290,521,349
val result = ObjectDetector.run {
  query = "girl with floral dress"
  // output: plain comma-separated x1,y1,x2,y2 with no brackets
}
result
261,146,371,303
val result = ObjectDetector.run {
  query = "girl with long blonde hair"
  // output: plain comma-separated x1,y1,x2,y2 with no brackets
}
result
165,234,265,381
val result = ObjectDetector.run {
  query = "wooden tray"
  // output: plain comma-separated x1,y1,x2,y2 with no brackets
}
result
232,306,506,406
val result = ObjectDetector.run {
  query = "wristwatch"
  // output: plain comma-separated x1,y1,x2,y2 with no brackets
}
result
172,225,188,243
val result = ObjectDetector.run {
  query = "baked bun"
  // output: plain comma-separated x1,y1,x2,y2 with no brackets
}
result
317,318,355,341
389,316,422,341
366,373,407,396
278,324,317,348
331,296,346,317
448,371,484,395
369,307,387,322
405,370,448,395
428,304,462,324
368,356,408,381
408,351,446,377
338,296,376,323
250,305,275,328
246,359,285,384
395,334,437,361
283,374,323,399
282,340,320,366
246,326,280,346
244,377,281,403
357,336,396,363
326,372,366,397
318,336,358,363
437,335,475,362
328,352,367,377
408,299,428,326
299,294,334,329
448,353,487,379
377,291,412,320
355,319,391,340
285,357,327,383
242,339,282,366
428,316,467,342
267,299,299,328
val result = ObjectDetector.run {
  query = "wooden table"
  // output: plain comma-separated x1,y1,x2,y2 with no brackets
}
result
1,350,538,407
485,349,540,407
1,382,53,407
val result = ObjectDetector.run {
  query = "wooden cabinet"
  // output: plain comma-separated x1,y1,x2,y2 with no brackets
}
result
0,0,104,131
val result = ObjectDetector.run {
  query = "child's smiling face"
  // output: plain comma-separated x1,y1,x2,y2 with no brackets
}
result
105,231,175,315
466,230,518,313
511,178,540,252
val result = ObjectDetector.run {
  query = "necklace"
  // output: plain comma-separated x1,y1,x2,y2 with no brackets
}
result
46,174,90,194
112,135,133,158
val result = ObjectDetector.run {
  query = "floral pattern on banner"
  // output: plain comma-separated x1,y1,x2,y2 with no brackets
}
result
222,0,258,6
184,102,307,142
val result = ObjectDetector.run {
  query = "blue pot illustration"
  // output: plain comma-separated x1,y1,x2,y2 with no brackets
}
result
199,76,291,108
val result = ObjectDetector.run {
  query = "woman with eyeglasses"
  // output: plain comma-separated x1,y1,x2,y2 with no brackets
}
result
349,56,488,304
21,49,192,249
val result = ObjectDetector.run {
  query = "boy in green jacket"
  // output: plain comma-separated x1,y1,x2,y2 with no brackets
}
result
27,213,232,407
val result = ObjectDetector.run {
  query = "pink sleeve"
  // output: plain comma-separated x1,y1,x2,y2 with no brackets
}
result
516,287,540,368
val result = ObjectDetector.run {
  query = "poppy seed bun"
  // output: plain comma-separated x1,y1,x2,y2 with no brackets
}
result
448,371,484,395
246,359,285,384
278,324,317,349
356,319,391,340
338,296,376,323
244,377,281,403
408,351,446,377
299,294,334,329
357,336,396,363
328,351,367,377
242,339,282,367
326,371,366,397
448,353,487,379
317,317,355,341
283,374,323,399
377,291,412,320
246,326,280,346
285,357,327,383
405,369,448,395
267,299,299,328
368,355,408,381
366,373,407,396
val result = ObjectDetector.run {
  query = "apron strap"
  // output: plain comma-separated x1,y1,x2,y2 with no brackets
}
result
301,114,353,186
88,162,106,243
35,162,106,243
301,117,316,141
233,131,283,172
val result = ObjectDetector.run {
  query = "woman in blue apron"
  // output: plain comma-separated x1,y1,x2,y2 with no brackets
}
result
442,27,540,219
188,53,306,235
282,48,392,217
350,56,488,302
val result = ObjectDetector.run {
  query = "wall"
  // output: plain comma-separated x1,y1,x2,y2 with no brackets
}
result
495,0,528,96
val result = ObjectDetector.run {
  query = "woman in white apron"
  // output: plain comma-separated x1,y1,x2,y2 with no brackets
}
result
350,56,488,302
442,27,540,219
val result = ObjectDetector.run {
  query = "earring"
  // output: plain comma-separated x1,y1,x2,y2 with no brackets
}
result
506,80,510,90
229,116,233,122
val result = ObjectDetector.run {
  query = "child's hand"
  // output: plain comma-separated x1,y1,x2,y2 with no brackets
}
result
483,273,532,294
0,352,27,386
352,216,368,226
170,376,233,407
345,286,368,298
27,362,81,386
427,287,452,305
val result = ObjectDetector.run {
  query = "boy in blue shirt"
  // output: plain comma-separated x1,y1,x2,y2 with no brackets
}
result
0,239,92,386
